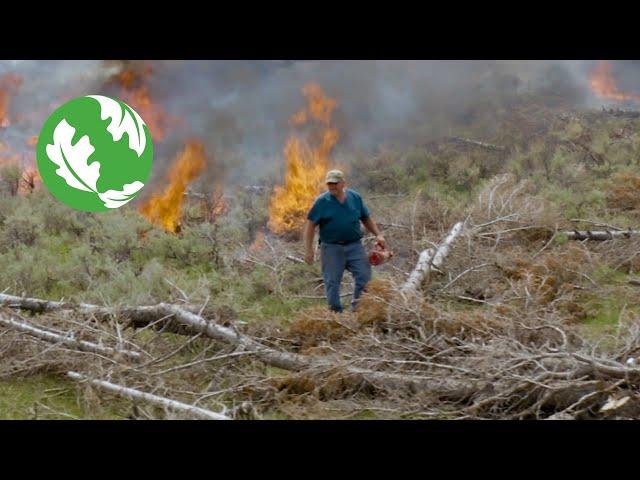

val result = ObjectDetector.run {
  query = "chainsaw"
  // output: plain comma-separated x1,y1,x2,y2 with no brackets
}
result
369,240,394,266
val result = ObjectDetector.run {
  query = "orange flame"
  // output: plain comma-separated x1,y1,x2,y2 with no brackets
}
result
268,83,339,236
0,73,23,128
0,141,19,166
210,185,227,221
0,143,40,195
590,60,640,104
108,66,169,141
18,166,41,195
140,141,207,233
249,231,265,252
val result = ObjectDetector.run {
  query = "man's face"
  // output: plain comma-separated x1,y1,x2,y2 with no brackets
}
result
327,180,345,196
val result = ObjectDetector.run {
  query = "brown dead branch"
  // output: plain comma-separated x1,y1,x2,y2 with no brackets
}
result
0,293,454,393
563,230,640,241
446,136,506,152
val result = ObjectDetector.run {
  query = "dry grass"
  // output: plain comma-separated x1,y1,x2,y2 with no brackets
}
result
4,165,640,419
608,173,640,211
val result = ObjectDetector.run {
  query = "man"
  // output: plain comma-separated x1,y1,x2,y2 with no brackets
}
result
304,169,385,313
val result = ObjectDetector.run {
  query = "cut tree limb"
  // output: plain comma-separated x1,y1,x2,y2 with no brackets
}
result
563,230,640,241
0,316,142,361
67,371,230,420
402,221,466,294
0,293,462,393
0,293,102,314
285,255,306,264
157,303,311,371
447,136,506,152
0,294,311,369
569,219,625,231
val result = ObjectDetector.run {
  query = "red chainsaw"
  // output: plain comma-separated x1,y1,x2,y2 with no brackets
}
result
368,240,394,266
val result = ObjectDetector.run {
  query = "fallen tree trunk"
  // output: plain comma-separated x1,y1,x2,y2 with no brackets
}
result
402,221,466,294
0,293,308,369
157,303,311,371
0,293,198,335
563,230,640,241
447,136,506,152
0,316,142,361
0,293,100,314
285,255,306,264
6,294,639,413
0,293,449,392
67,371,230,420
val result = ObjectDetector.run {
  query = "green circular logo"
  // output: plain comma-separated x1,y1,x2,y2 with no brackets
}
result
37,95,153,212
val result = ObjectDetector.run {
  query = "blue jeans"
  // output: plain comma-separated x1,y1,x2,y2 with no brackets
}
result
320,241,372,313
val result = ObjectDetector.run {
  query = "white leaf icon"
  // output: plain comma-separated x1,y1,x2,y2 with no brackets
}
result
97,181,145,209
88,95,147,157
46,119,100,193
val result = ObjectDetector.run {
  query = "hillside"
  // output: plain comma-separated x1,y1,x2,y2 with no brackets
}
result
2,61,640,419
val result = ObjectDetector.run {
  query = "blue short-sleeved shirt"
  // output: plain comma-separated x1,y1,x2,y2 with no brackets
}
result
307,189,371,244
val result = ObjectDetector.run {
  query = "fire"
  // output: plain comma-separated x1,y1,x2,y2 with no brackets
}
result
0,145,40,195
268,83,339,237
249,231,265,252
590,60,640,104
210,185,227,221
140,140,207,233
18,166,41,195
107,65,169,141
0,73,23,128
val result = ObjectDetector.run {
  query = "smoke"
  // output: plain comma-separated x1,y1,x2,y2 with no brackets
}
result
0,59,636,187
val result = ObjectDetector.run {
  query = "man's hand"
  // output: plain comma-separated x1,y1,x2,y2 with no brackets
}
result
362,217,385,248
305,250,314,265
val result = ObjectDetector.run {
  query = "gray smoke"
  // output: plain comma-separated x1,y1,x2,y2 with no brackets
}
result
1,60,637,188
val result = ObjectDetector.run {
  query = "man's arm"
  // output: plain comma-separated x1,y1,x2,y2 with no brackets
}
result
303,220,317,264
362,216,386,247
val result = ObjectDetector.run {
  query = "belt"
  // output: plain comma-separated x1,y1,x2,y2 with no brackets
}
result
321,238,361,245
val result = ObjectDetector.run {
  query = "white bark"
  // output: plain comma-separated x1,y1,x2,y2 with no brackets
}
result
0,293,454,392
0,316,141,361
563,230,640,241
448,136,506,151
157,303,311,371
0,293,101,314
402,221,466,294
67,371,230,420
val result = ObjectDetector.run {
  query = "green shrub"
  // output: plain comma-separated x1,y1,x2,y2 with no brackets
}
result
0,202,43,250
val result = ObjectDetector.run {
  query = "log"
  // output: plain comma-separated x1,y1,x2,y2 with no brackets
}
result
67,371,230,420
0,293,458,393
0,316,142,361
285,255,306,264
563,230,640,241
157,303,311,371
0,293,314,370
601,108,640,119
0,293,201,334
0,293,100,314
377,223,410,230
447,136,506,152
402,221,465,294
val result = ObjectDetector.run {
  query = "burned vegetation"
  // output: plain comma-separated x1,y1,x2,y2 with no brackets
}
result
3,61,640,420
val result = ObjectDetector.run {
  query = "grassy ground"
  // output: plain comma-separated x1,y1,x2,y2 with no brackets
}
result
3,100,640,418
0,375,125,419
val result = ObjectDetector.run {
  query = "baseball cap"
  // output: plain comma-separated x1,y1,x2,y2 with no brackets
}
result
325,169,345,183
